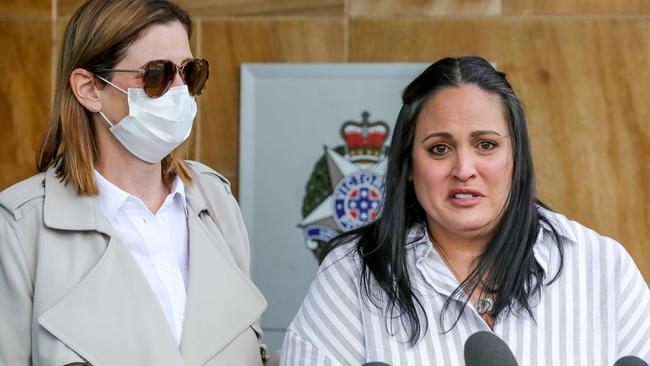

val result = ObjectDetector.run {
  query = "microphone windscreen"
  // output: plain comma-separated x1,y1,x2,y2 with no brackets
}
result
464,331,518,366
614,356,649,366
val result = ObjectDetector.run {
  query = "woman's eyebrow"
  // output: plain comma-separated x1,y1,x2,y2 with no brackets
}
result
421,131,452,143
470,130,503,138
421,130,505,143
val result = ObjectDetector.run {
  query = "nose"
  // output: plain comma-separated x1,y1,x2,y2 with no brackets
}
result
171,67,184,87
451,149,477,182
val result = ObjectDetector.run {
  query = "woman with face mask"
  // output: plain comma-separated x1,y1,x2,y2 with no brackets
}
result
0,1,266,365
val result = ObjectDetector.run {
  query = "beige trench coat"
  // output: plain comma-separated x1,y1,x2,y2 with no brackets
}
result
0,161,267,366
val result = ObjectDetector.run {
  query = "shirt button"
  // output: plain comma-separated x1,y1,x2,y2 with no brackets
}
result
162,264,171,271
181,314,186,322
142,217,147,224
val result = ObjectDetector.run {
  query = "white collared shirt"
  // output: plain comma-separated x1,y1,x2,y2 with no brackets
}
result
282,208,650,365
94,171,189,345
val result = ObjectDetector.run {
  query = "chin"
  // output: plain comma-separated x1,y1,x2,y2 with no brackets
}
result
448,217,497,236
426,207,501,237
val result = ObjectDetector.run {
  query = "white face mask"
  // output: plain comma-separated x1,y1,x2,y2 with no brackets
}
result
95,75,197,163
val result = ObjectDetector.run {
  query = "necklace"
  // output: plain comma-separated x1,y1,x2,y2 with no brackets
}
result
476,297,495,315
431,239,494,315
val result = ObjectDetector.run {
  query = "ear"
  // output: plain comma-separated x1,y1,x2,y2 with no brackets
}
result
69,68,102,112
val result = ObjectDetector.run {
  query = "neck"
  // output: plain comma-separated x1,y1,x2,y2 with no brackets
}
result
96,129,169,214
426,223,491,282
426,221,497,328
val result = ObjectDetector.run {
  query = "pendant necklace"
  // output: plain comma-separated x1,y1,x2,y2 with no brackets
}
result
476,297,495,315
431,240,494,315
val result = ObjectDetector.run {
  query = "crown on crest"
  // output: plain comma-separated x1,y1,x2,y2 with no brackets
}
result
340,111,389,163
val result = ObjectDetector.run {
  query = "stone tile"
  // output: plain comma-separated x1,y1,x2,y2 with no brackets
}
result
350,0,500,17
176,0,343,16
0,0,50,18
503,0,650,15
57,0,83,17
58,0,343,17
0,21,51,190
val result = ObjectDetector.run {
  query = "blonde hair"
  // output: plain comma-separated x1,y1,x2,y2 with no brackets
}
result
37,0,193,195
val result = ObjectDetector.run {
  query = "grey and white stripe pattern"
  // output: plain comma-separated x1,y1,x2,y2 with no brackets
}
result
280,210,650,365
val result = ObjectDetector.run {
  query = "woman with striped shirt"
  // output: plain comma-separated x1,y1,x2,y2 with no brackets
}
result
281,56,649,365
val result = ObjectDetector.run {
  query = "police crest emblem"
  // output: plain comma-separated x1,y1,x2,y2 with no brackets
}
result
298,111,390,259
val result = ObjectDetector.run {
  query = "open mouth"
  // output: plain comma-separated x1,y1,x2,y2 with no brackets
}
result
448,189,483,205
452,193,478,200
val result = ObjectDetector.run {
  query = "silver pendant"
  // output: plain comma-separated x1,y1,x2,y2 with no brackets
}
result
476,297,494,314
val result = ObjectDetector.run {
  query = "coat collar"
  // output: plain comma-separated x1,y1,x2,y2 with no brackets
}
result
43,166,111,234
180,211,266,365
39,165,266,365
43,166,194,233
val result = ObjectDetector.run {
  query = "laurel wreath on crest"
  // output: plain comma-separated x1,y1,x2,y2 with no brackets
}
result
301,145,346,218
299,145,344,259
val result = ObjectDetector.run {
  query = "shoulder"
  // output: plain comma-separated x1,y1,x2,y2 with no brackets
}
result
286,239,367,364
0,173,46,222
318,240,362,282
0,173,45,274
185,160,232,195
539,207,631,265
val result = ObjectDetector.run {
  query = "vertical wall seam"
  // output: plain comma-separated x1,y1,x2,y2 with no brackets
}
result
50,0,57,104
194,17,203,161
344,0,350,62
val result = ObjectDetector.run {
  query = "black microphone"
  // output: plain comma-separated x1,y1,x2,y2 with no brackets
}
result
464,331,518,366
614,356,649,366
361,363,391,366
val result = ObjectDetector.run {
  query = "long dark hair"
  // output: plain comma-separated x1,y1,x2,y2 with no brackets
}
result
324,56,564,345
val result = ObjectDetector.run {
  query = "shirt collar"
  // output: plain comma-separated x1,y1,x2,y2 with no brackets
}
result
407,224,461,298
167,174,187,210
408,208,577,294
94,171,129,222
93,170,187,222
534,208,577,275
537,207,578,243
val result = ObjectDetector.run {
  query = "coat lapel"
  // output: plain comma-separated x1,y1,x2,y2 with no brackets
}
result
39,166,265,366
39,167,182,365
179,210,266,365
38,236,183,366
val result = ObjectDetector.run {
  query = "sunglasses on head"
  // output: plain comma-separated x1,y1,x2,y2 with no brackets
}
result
96,58,209,98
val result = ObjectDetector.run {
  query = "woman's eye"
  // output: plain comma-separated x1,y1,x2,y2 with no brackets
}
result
477,140,497,151
429,144,450,155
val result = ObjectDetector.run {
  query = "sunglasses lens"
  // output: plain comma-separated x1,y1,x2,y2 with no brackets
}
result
182,59,209,96
143,61,175,97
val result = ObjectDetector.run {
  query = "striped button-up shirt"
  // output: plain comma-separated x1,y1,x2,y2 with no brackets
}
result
281,210,650,365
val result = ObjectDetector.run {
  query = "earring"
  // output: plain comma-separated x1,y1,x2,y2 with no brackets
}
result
92,105,100,112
